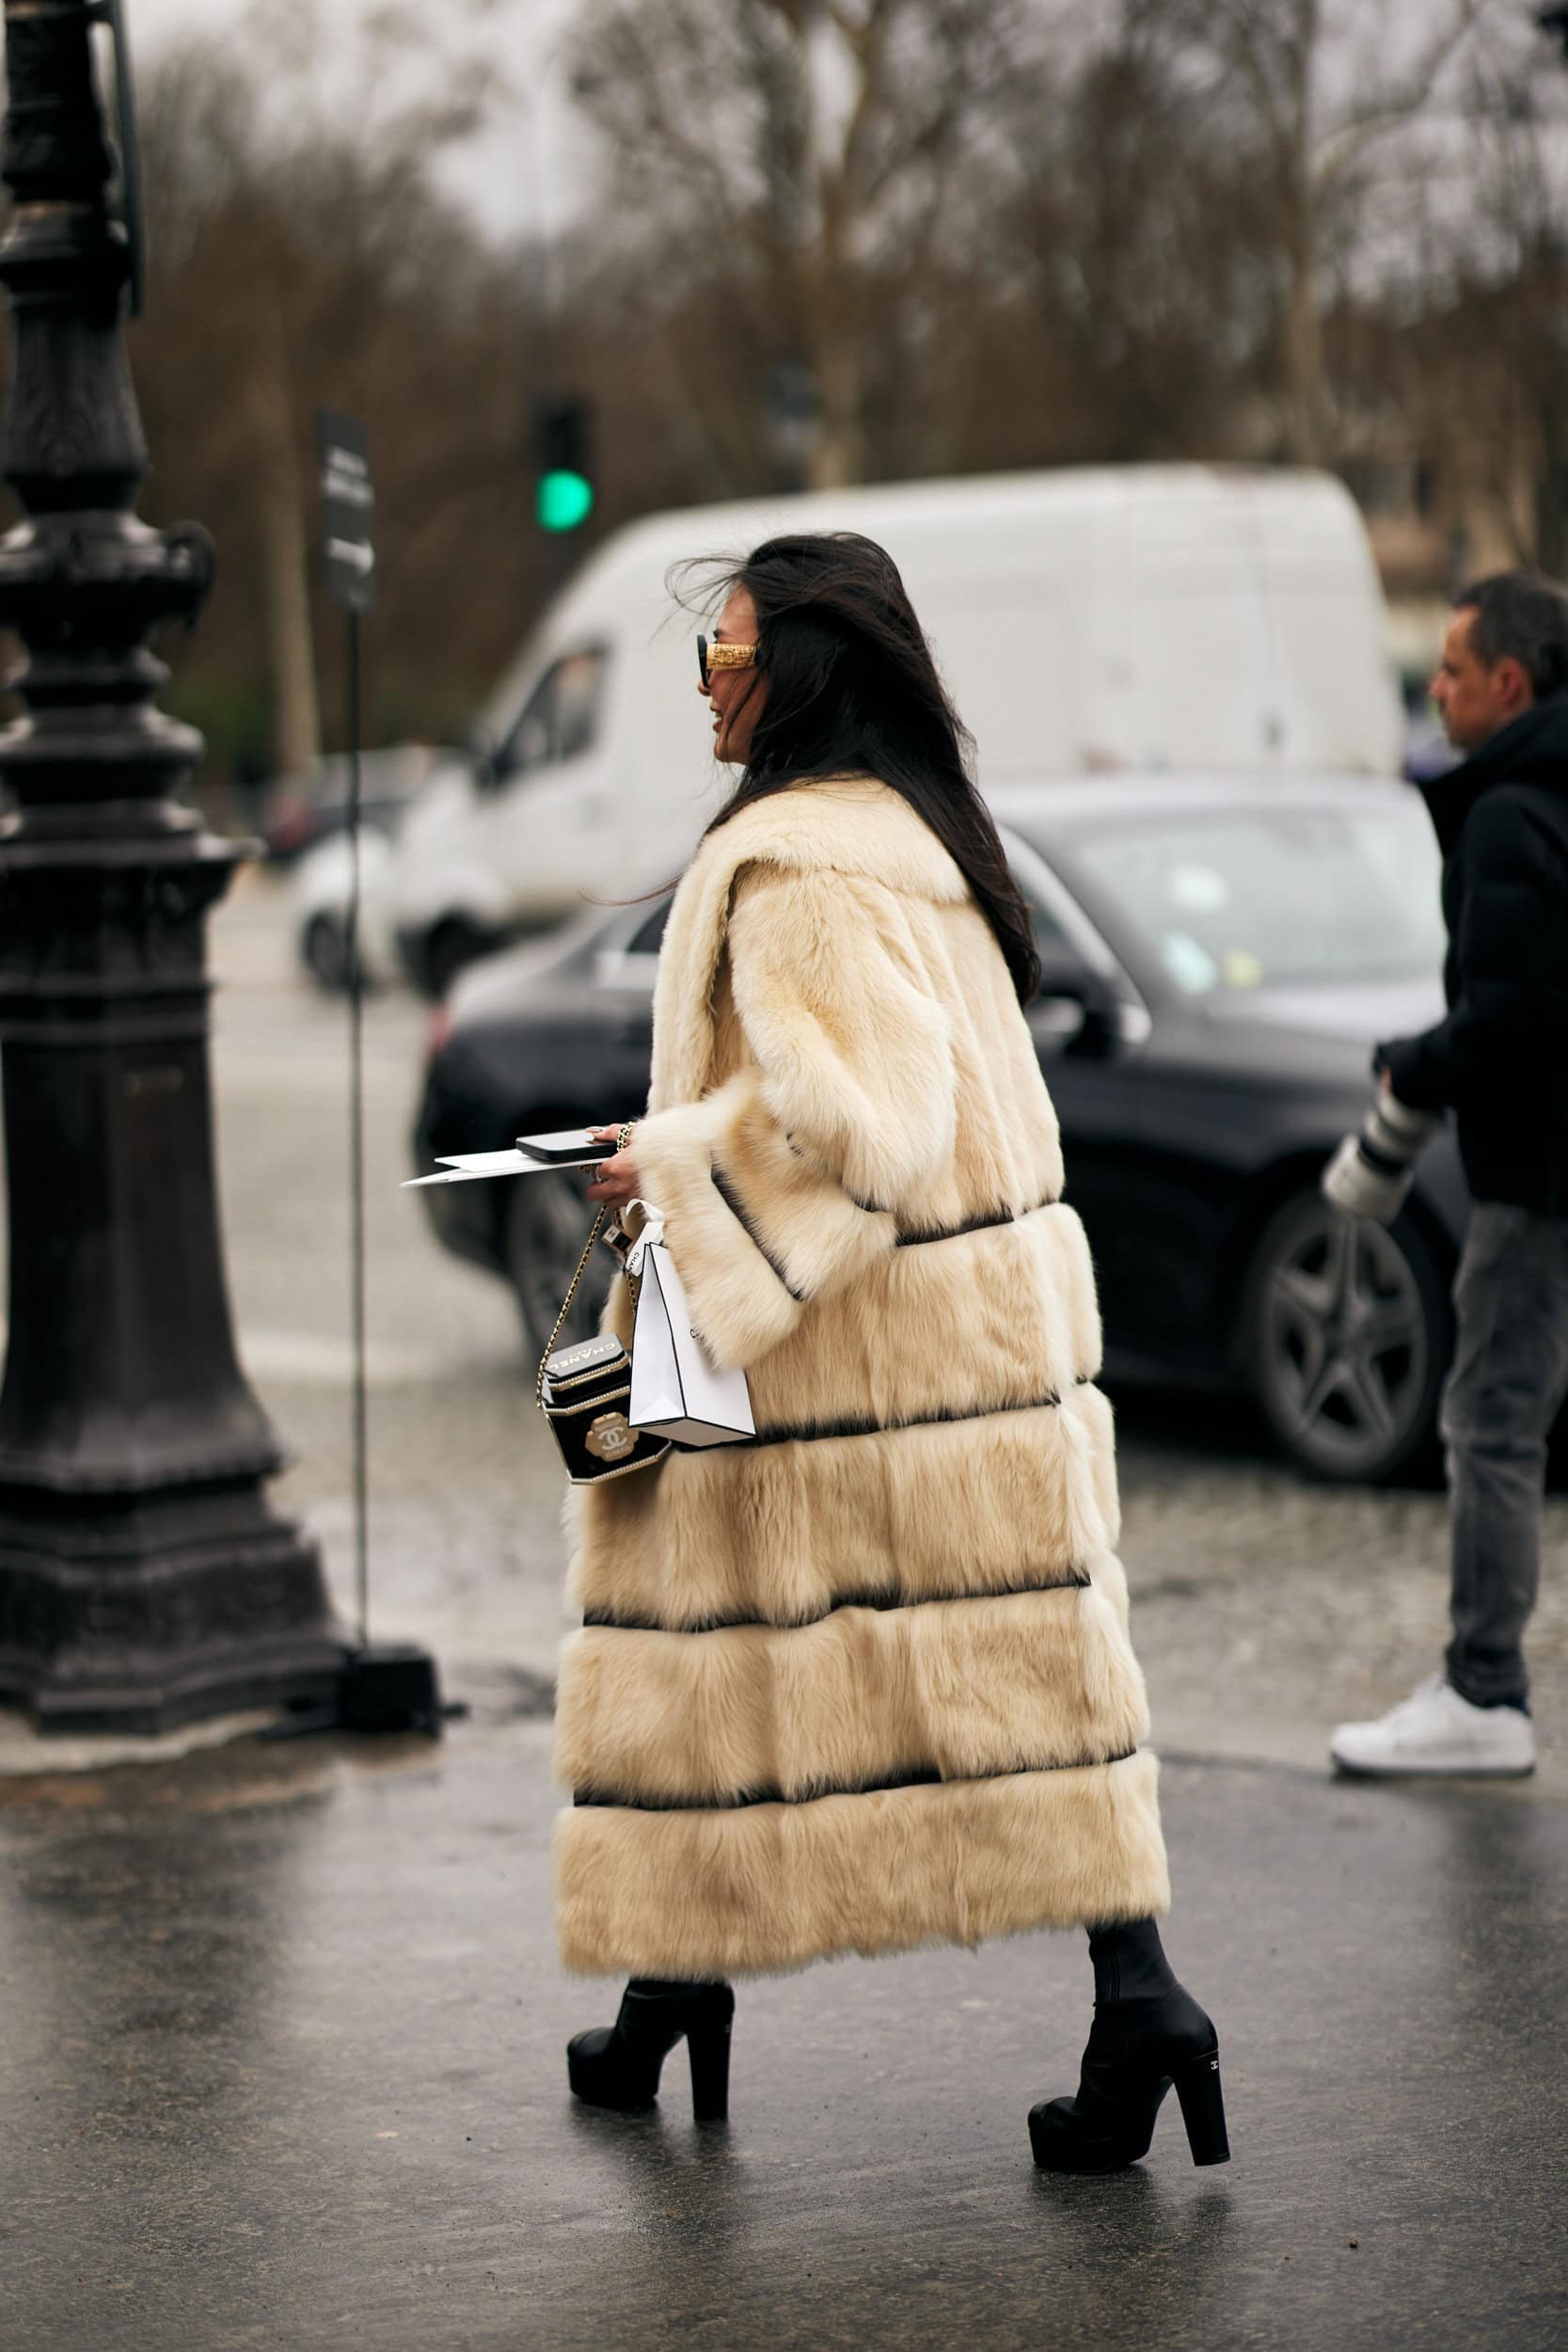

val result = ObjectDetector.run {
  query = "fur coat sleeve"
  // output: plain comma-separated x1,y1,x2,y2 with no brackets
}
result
631,861,959,1372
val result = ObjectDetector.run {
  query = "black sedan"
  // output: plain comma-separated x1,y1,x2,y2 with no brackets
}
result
412,776,1474,1486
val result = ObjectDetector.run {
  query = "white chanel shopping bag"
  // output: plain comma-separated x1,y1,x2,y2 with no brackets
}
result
627,1218,754,1448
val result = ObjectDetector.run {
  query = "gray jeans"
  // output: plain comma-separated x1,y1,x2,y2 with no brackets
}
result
1441,1201,1568,1708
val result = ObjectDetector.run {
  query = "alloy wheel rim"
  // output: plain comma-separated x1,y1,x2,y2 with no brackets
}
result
1259,1203,1429,1474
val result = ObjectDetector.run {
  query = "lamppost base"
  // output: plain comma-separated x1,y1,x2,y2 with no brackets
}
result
0,1485,348,1736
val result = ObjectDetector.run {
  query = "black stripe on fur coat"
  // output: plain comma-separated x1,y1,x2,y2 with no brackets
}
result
553,777,1169,1979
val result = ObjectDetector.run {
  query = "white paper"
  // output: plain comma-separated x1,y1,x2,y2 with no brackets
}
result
403,1166,521,1187
437,1148,540,1173
402,1142,611,1188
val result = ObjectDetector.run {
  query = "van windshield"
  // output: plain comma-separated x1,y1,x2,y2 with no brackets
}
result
1062,801,1445,993
497,646,610,778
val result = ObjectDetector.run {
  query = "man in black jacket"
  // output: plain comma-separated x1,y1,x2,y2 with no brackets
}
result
1332,571,1568,1776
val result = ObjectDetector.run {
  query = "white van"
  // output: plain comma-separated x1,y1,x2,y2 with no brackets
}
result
387,464,1401,993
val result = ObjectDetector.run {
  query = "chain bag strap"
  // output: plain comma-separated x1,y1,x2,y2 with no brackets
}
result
533,1120,634,1405
535,1124,670,1484
536,1201,609,1408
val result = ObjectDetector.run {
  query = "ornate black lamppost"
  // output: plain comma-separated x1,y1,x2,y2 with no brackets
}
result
0,1,344,1730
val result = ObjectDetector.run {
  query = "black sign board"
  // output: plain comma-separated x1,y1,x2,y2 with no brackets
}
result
318,409,376,612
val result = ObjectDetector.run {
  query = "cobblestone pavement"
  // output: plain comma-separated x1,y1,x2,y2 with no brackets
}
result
3,867,1565,1787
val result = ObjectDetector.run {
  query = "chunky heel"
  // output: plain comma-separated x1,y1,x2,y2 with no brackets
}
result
687,2010,733,2123
1028,1964,1230,2174
568,1979,736,2119
1172,2047,1229,2166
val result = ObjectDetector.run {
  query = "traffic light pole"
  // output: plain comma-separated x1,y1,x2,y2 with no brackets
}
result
533,390,594,591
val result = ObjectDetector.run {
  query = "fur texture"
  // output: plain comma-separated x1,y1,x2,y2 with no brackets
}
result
558,1568,1148,1805
556,1754,1169,1980
553,777,1169,1977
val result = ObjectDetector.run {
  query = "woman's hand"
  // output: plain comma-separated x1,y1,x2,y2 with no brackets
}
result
584,1124,642,1208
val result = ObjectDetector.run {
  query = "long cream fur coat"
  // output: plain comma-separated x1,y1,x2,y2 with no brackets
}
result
553,776,1168,1979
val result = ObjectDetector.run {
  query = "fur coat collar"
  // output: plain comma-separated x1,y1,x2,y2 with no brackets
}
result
648,775,969,1113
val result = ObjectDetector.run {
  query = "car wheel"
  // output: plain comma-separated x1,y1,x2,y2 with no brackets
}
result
1243,1189,1451,1485
503,1168,610,1364
302,912,351,993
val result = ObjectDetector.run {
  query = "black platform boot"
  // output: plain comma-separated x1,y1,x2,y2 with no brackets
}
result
567,1979,736,2122
1029,1919,1228,2173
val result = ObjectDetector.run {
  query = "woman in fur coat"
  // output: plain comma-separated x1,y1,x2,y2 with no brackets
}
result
555,532,1228,2173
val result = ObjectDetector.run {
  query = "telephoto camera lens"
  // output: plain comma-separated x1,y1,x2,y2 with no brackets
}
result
1322,1091,1442,1225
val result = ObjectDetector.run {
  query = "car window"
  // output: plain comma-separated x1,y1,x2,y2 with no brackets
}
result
497,647,610,781
1068,802,1445,993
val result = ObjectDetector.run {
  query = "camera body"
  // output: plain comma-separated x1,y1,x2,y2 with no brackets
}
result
1322,1090,1443,1225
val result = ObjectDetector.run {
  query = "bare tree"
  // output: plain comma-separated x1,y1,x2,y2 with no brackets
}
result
1137,0,1491,465
988,16,1277,466
1403,42,1568,577
567,0,1035,487
9,0,1556,802
128,10,508,787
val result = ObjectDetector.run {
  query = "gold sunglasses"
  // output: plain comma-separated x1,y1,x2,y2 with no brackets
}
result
698,634,757,689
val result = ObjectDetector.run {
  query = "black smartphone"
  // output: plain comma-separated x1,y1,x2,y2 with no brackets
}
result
515,1128,618,1166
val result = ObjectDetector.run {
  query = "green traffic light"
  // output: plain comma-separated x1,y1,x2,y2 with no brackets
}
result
537,469,594,532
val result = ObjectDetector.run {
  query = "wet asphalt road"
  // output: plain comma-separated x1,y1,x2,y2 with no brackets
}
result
1,1727,1565,2352
0,871,1565,2349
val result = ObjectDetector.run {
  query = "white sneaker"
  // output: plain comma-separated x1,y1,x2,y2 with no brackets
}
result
1330,1674,1536,1778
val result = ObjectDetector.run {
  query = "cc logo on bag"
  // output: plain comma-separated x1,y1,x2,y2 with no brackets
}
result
585,1412,637,1462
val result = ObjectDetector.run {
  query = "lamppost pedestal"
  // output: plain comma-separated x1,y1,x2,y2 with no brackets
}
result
0,838,345,1734
0,0,345,1732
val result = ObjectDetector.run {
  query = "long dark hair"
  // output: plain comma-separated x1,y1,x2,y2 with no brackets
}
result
682,532,1040,1005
